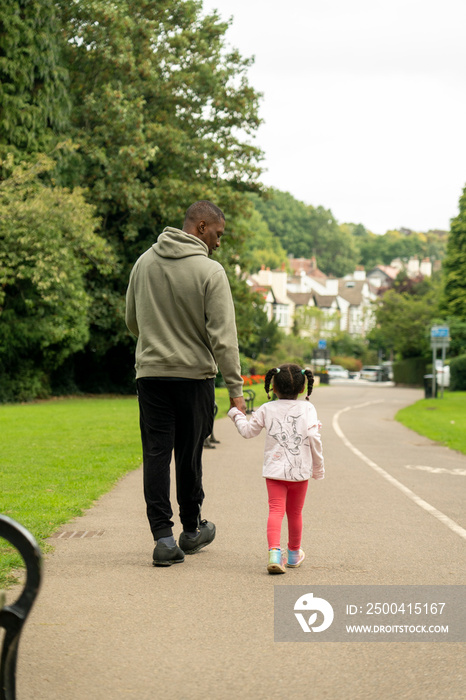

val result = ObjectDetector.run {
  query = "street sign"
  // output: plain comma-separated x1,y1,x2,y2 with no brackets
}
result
430,326,451,399
318,339,327,349
431,326,449,339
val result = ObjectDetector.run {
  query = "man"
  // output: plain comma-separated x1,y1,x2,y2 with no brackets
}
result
126,201,246,566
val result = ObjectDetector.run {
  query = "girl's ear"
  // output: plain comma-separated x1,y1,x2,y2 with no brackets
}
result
299,386,305,394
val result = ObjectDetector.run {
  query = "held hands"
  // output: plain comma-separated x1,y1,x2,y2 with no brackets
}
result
230,396,247,415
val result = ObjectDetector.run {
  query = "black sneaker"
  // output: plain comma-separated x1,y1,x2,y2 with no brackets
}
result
179,520,216,554
152,541,185,567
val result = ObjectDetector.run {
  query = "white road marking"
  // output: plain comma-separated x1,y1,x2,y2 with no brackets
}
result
332,401,466,541
406,465,466,476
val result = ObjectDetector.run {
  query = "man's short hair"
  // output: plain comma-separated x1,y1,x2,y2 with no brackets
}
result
184,200,225,226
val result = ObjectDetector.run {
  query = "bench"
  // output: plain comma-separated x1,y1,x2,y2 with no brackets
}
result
244,389,256,414
0,516,42,700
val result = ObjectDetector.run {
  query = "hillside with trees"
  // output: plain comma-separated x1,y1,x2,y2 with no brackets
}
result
247,189,448,276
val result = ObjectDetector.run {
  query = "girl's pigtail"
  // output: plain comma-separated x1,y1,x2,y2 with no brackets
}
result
303,368,314,400
264,367,278,400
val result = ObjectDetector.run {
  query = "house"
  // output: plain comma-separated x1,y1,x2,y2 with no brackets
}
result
338,278,378,335
288,256,328,284
368,256,435,289
248,267,295,334
248,258,378,339
287,258,330,297
287,290,340,339
367,265,399,289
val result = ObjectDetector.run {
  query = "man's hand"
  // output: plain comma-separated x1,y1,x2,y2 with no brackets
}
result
230,396,247,415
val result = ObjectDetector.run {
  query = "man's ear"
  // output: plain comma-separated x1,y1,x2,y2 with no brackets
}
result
198,220,206,235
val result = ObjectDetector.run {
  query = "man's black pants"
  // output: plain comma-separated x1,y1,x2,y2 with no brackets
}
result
137,378,215,540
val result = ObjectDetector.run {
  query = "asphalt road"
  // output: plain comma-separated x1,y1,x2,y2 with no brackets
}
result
12,384,466,699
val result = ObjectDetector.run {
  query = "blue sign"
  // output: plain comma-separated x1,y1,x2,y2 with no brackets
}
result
318,340,327,349
431,326,449,339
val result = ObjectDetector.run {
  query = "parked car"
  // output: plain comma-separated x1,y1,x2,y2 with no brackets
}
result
435,360,450,388
327,364,350,379
360,365,390,382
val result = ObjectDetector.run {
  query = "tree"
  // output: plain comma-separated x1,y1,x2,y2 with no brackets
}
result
351,225,448,271
54,0,264,388
441,185,466,318
368,281,439,359
293,305,340,345
0,0,69,156
0,155,114,401
237,298,281,360
250,189,314,258
250,189,359,277
314,214,358,277
58,0,262,245
236,205,287,272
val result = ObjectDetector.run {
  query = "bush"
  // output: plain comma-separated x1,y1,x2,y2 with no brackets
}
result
0,156,115,403
393,357,429,386
450,354,466,391
0,365,50,403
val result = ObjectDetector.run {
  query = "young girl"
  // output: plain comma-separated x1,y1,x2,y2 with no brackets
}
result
228,363,324,574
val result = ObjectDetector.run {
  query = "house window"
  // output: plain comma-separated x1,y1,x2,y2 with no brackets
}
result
274,304,289,327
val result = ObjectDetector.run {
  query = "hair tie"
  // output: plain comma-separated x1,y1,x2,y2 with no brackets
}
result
301,369,306,374
275,367,280,373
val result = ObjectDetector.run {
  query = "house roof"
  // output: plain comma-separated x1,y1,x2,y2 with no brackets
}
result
287,292,313,306
313,293,337,308
368,265,399,280
288,257,327,280
338,280,364,305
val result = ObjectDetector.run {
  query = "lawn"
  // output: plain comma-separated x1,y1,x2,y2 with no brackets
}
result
0,389,249,588
396,391,466,455
0,396,143,587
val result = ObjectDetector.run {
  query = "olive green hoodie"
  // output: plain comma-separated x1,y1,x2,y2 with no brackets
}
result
125,226,243,397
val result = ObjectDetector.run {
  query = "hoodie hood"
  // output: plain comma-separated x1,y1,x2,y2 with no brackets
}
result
153,226,209,260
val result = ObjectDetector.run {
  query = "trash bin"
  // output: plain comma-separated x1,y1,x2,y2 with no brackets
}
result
423,374,438,399
317,372,329,385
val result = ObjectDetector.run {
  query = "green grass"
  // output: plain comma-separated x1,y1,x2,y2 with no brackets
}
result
215,383,266,417
0,397,143,587
0,389,244,588
396,391,466,454
214,387,231,418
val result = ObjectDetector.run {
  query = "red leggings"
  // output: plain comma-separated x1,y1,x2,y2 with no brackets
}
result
266,478,309,550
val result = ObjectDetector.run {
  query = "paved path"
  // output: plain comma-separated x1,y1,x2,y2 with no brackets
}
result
11,385,466,699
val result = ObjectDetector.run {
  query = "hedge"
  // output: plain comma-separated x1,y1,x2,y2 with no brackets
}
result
450,354,466,391
393,357,429,386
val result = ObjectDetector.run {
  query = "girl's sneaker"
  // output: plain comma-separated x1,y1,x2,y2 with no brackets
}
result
286,548,305,568
267,548,286,574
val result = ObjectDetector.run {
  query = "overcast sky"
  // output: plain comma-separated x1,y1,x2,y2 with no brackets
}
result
202,0,466,234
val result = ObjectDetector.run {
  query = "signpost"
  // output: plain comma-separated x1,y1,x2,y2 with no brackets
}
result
313,339,329,376
430,326,450,399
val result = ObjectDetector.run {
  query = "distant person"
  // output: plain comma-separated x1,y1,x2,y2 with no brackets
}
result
126,201,246,566
228,364,324,574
